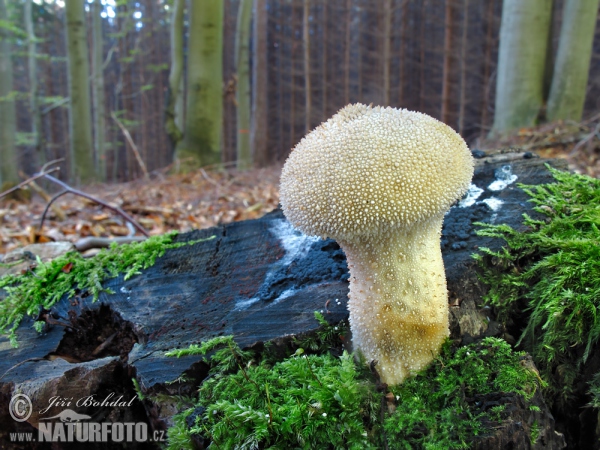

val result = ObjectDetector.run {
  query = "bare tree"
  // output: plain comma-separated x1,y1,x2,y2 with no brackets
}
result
303,0,311,132
25,0,44,164
251,0,269,167
175,0,224,169
0,0,17,186
235,0,252,170
547,0,600,122
492,0,552,134
91,0,106,180
65,0,96,183
165,0,184,147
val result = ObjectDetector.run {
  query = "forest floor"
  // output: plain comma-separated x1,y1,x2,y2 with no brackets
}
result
1,119,599,255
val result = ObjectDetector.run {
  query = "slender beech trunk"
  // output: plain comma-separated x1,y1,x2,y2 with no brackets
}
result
479,0,495,138
321,1,327,117
0,0,17,186
458,0,469,134
303,0,311,133
419,0,426,111
25,0,44,164
398,0,408,106
175,0,224,169
235,0,252,170
344,0,351,105
290,3,296,145
492,0,552,134
91,0,106,181
165,0,184,147
65,0,96,183
251,0,269,167
547,0,600,122
440,0,454,123
382,0,392,105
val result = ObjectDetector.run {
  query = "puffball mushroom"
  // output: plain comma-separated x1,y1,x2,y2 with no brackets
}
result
279,103,474,385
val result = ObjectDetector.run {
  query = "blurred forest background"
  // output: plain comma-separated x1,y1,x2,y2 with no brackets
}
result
0,0,599,185
1,0,600,252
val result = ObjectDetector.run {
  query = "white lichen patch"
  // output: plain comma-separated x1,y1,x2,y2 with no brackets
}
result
234,297,260,311
488,165,518,191
459,183,484,208
270,219,319,266
233,220,317,311
481,197,504,211
271,288,297,305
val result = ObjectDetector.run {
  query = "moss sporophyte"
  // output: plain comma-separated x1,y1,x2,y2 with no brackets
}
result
165,316,542,449
473,165,600,407
0,232,215,346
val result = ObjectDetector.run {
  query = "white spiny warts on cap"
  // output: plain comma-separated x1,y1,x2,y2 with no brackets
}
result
279,103,474,385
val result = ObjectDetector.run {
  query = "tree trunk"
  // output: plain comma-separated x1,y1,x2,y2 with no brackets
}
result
492,0,552,134
321,1,327,118
382,0,392,105
91,0,106,181
175,0,224,170
479,0,495,139
344,0,351,105
546,0,600,122
303,0,311,133
251,0,269,168
165,0,184,148
25,0,44,165
458,0,469,135
65,0,96,183
0,0,17,186
235,0,252,170
441,0,454,123
398,0,408,106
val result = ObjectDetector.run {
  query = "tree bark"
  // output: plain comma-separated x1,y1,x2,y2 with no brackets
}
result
25,0,44,165
0,0,17,186
175,0,224,170
492,0,552,134
65,0,96,183
91,0,106,181
344,0,351,105
441,0,454,123
382,0,392,105
546,0,600,122
303,0,311,133
458,0,469,135
479,0,495,139
165,0,184,148
251,0,269,168
235,0,252,170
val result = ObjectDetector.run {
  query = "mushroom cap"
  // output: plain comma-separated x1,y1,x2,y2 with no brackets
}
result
280,103,474,242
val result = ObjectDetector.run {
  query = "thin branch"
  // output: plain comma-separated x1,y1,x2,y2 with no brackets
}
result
569,121,600,157
39,174,149,237
110,111,149,179
0,167,60,200
38,189,69,230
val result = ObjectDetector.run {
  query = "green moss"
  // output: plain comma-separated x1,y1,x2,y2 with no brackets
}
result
165,321,541,449
474,165,600,405
384,338,540,449
0,232,215,346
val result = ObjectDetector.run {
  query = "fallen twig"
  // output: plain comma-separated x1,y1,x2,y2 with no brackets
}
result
38,174,149,237
569,121,600,157
110,111,149,180
0,167,60,200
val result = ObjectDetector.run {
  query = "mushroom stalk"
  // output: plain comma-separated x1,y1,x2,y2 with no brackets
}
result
279,104,473,385
341,215,448,385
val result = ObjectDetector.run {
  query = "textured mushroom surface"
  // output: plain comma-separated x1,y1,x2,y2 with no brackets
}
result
280,103,474,384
